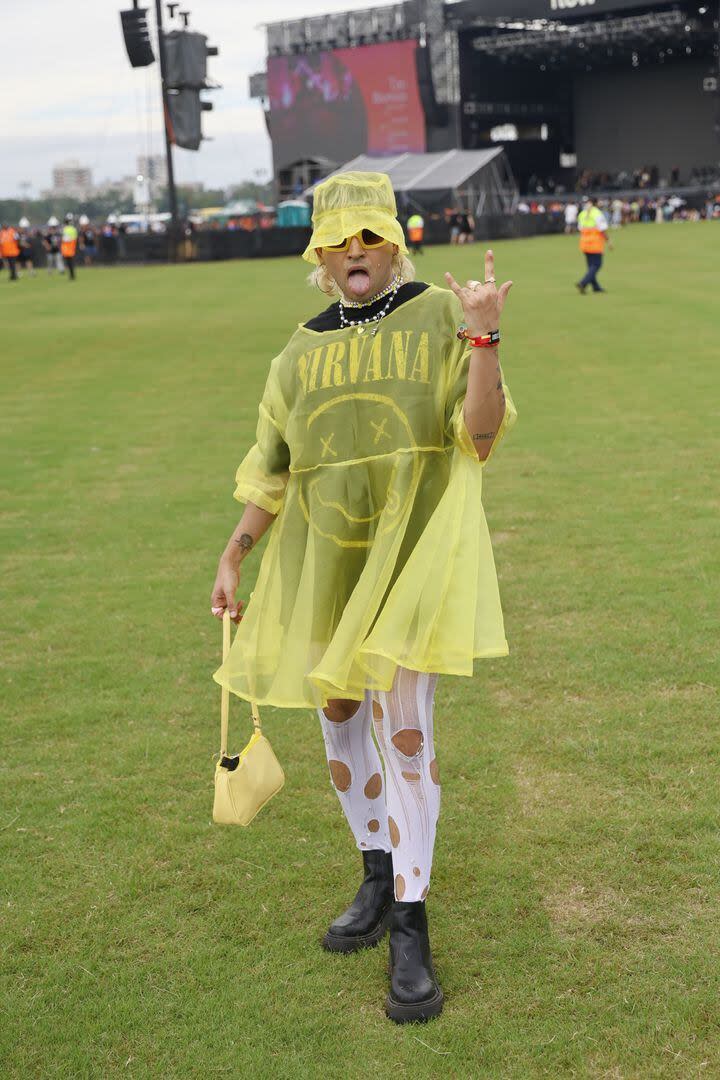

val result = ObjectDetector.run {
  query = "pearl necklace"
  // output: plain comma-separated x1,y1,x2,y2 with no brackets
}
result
338,277,401,336
341,273,401,309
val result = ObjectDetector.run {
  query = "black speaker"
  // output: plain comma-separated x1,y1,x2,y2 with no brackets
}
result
120,8,155,68
415,45,448,129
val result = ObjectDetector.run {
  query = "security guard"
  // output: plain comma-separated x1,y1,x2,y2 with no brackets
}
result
576,196,612,294
0,223,21,281
406,211,425,254
61,214,79,281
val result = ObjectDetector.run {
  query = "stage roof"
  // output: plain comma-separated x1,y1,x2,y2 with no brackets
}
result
306,149,506,193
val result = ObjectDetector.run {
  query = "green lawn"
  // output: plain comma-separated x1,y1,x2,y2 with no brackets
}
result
2,224,719,1078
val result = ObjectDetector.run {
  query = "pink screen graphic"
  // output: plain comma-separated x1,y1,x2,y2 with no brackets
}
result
268,40,426,166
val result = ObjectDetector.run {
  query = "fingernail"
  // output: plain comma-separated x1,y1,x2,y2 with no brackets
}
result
229,610,237,618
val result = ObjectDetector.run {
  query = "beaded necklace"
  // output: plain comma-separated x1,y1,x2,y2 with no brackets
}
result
338,276,402,337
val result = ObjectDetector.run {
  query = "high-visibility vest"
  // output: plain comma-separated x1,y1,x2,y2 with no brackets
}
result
578,207,607,254
61,225,78,258
407,214,424,242
0,228,20,258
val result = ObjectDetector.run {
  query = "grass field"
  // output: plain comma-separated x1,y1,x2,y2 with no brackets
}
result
2,223,719,1079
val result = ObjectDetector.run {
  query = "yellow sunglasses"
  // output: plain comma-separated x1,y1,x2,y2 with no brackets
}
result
323,229,388,252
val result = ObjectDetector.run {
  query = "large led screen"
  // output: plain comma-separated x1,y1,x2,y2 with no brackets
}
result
268,40,426,169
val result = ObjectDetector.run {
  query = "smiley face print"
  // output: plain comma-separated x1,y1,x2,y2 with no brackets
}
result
297,392,421,549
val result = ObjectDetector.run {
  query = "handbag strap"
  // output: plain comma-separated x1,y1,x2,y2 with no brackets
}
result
221,610,261,758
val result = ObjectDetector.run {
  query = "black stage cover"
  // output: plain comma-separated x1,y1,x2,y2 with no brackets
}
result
450,0,679,20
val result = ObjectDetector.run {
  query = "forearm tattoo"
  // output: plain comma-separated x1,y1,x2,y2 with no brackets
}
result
469,356,505,446
233,533,254,553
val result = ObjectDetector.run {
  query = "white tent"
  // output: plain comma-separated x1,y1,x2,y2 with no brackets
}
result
306,149,518,216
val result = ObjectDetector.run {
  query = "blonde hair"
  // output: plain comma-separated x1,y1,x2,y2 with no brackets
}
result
307,251,416,296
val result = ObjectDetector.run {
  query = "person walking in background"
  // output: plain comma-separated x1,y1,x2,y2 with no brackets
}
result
406,211,424,254
0,223,21,281
61,214,79,281
576,196,612,294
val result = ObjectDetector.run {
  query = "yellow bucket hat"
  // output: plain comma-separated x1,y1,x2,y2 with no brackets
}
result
302,171,408,264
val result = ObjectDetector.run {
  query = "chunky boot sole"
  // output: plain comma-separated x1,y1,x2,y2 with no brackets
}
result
385,986,444,1024
322,907,392,954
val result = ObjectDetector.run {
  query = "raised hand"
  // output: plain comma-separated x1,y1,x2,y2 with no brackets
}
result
444,249,513,338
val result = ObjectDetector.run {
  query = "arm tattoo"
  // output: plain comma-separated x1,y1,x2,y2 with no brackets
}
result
473,432,496,441
234,533,254,553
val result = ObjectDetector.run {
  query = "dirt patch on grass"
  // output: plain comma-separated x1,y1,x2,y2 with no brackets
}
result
543,881,628,932
513,761,581,816
655,683,717,702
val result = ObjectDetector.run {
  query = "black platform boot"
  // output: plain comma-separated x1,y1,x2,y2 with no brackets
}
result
386,901,444,1023
323,850,394,954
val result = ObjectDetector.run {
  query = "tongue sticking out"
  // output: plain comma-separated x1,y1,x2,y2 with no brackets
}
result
347,269,370,297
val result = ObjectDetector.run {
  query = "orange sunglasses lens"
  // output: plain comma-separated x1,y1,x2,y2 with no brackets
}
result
325,230,387,251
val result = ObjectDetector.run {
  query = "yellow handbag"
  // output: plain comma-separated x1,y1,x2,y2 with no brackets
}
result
212,611,285,826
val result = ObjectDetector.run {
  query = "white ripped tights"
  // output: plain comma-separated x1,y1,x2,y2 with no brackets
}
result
318,668,441,903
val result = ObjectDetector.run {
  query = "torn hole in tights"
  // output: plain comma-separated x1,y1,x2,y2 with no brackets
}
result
390,727,424,759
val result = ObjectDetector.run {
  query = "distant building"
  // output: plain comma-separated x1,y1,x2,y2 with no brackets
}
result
95,176,136,199
52,160,93,198
137,154,168,190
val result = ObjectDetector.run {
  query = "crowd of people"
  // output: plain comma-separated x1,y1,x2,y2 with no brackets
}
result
3,186,717,282
1,213,82,281
0,214,131,280
518,193,720,224
526,162,720,197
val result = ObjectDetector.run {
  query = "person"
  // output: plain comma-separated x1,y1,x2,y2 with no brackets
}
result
0,223,21,281
81,224,97,266
406,210,424,254
210,172,517,1024
61,214,79,280
576,196,612,294
564,201,578,235
18,230,36,277
43,226,62,273
458,210,474,244
449,208,463,244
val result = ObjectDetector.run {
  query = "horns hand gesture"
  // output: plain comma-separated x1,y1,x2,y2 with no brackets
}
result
445,249,513,338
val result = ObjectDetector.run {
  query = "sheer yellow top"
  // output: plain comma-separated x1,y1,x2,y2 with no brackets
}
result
214,284,517,709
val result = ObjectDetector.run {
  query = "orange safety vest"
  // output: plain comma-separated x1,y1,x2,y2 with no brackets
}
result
0,228,20,258
578,208,607,254
407,215,424,243
61,225,78,258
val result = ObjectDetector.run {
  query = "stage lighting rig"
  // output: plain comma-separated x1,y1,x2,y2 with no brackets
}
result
118,1,221,247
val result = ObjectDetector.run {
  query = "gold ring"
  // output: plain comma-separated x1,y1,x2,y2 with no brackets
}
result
485,277,496,284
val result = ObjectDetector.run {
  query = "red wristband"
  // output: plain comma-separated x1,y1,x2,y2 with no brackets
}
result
468,331,500,348
456,325,500,348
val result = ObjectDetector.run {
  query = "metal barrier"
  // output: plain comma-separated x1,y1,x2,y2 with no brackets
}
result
27,217,567,269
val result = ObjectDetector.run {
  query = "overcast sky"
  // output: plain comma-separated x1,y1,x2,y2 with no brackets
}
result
0,0,383,198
